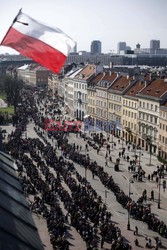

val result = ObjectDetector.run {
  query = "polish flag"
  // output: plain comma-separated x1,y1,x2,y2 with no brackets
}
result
1,10,76,74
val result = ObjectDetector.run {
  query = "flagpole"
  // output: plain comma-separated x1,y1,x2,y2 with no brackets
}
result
0,8,22,45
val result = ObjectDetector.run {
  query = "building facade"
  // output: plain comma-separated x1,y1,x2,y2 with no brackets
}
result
87,73,104,127
17,64,51,88
90,40,102,54
73,64,103,120
159,102,167,160
108,75,133,137
137,79,167,155
122,79,147,143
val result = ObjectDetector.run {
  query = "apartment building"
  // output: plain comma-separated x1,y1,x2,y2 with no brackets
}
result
17,64,51,88
73,64,103,120
159,102,167,160
137,78,167,154
122,79,147,143
87,73,104,125
95,72,118,131
63,68,83,117
108,75,133,136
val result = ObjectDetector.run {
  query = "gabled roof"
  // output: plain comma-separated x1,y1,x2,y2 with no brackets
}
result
67,67,83,78
139,78,167,98
96,72,117,88
75,64,96,80
124,80,146,97
109,75,132,92
88,72,104,87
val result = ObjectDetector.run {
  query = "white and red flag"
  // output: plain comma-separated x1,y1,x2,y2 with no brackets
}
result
1,10,76,73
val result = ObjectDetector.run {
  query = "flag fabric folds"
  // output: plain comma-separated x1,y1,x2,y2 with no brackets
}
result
1,11,76,74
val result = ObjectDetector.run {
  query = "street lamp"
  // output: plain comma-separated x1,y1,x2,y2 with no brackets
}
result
127,177,134,230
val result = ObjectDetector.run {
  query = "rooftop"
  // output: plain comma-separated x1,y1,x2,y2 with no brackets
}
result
139,78,167,98
124,80,146,97
96,72,117,88
0,151,43,250
75,64,96,80
109,75,132,92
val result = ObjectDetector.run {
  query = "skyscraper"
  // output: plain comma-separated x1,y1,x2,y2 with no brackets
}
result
150,40,160,50
117,42,127,54
91,40,101,54
70,43,77,53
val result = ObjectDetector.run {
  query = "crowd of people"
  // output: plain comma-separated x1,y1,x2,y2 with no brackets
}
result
6,87,131,249
5,86,167,250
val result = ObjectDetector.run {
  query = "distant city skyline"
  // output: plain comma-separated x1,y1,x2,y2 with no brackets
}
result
0,0,167,54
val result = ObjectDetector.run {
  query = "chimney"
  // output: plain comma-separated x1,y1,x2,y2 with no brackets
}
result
109,62,113,69
149,73,152,81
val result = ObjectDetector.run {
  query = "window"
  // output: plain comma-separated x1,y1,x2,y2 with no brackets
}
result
143,102,145,108
150,116,153,123
160,123,162,129
151,104,153,109
155,105,158,111
159,135,161,141
155,117,157,124
147,103,149,109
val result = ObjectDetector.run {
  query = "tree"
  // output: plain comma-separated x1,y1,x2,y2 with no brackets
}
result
3,75,23,112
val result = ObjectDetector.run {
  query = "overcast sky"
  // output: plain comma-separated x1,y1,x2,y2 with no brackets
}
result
0,0,167,54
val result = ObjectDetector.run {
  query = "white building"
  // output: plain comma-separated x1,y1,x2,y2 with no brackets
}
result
73,64,103,120
63,68,83,117
137,78,167,155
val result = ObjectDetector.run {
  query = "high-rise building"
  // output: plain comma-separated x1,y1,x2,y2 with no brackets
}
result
117,42,127,54
90,40,101,54
70,43,77,53
150,40,160,50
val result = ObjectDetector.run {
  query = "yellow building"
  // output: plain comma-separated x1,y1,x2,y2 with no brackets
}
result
159,102,167,160
87,73,103,126
122,79,146,143
108,75,133,137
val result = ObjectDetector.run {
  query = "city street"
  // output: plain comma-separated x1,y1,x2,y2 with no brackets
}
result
2,92,167,250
